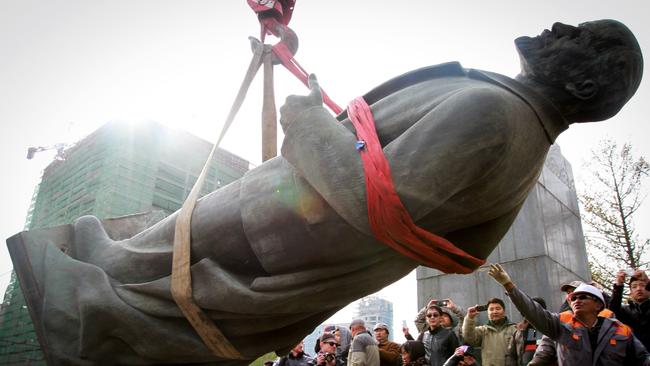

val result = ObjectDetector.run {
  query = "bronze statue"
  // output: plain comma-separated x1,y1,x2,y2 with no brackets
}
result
7,20,643,365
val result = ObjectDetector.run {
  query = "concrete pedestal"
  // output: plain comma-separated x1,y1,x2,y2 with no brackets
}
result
417,145,590,319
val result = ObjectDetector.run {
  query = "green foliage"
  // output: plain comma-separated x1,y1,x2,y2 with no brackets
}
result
579,140,649,290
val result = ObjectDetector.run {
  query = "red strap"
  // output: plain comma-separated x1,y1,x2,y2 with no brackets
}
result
249,8,343,114
247,0,295,27
272,42,343,115
524,344,538,352
346,97,485,273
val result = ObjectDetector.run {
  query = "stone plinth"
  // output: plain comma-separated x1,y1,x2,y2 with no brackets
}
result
417,144,590,320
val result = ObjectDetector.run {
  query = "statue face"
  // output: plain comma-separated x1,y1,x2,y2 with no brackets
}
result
515,20,643,122
515,22,595,83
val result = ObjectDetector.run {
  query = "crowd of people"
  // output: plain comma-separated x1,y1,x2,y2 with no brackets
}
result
269,267,650,366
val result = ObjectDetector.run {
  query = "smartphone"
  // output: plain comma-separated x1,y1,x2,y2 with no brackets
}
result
475,304,488,312
459,345,469,353
436,300,448,307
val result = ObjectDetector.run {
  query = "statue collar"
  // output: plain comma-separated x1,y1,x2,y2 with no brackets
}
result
337,61,569,144
336,62,466,122
467,69,569,144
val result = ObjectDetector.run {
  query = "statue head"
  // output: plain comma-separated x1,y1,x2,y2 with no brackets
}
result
515,20,643,123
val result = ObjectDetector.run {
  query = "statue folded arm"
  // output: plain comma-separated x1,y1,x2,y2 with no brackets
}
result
280,77,545,259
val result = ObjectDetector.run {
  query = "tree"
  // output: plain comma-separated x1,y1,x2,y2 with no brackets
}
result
579,140,649,290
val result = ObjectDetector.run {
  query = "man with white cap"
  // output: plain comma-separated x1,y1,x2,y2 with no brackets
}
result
488,263,650,366
373,323,400,366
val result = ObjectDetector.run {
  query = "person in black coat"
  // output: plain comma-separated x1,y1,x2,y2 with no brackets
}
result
610,269,650,350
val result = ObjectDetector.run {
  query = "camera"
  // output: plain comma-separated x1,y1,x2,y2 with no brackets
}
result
475,304,488,312
320,352,335,363
323,352,336,363
436,300,447,307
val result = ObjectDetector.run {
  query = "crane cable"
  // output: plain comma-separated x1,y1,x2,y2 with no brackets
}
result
170,1,343,359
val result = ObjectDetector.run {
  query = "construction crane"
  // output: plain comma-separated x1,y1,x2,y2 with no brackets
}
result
26,143,68,161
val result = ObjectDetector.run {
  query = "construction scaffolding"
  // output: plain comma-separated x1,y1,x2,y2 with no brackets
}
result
0,120,250,365
0,273,45,365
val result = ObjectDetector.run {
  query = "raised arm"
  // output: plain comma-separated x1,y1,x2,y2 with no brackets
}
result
610,269,633,324
461,307,485,347
488,264,564,340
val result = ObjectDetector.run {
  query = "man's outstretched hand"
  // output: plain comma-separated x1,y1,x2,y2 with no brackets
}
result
488,263,513,287
279,74,324,132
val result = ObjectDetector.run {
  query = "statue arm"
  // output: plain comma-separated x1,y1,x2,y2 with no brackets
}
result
281,85,515,237
281,105,371,234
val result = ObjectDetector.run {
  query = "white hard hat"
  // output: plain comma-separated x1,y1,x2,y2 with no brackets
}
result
572,283,605,305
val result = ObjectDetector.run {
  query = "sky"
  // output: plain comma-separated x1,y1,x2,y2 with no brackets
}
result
0,0,649,336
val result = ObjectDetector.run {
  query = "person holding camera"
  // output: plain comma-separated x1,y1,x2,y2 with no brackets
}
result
462,298,516,366
610,269,650,350
417,305,459,366
316,333,342,366
410,299,465,336
440,300,464,343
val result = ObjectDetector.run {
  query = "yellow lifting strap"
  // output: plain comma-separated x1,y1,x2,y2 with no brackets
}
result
170,41,278,360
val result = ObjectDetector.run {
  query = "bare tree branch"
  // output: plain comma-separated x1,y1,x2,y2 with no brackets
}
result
579,139,649,289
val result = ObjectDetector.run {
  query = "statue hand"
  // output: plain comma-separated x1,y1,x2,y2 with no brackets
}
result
488,263,513,286
279,74,324,132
